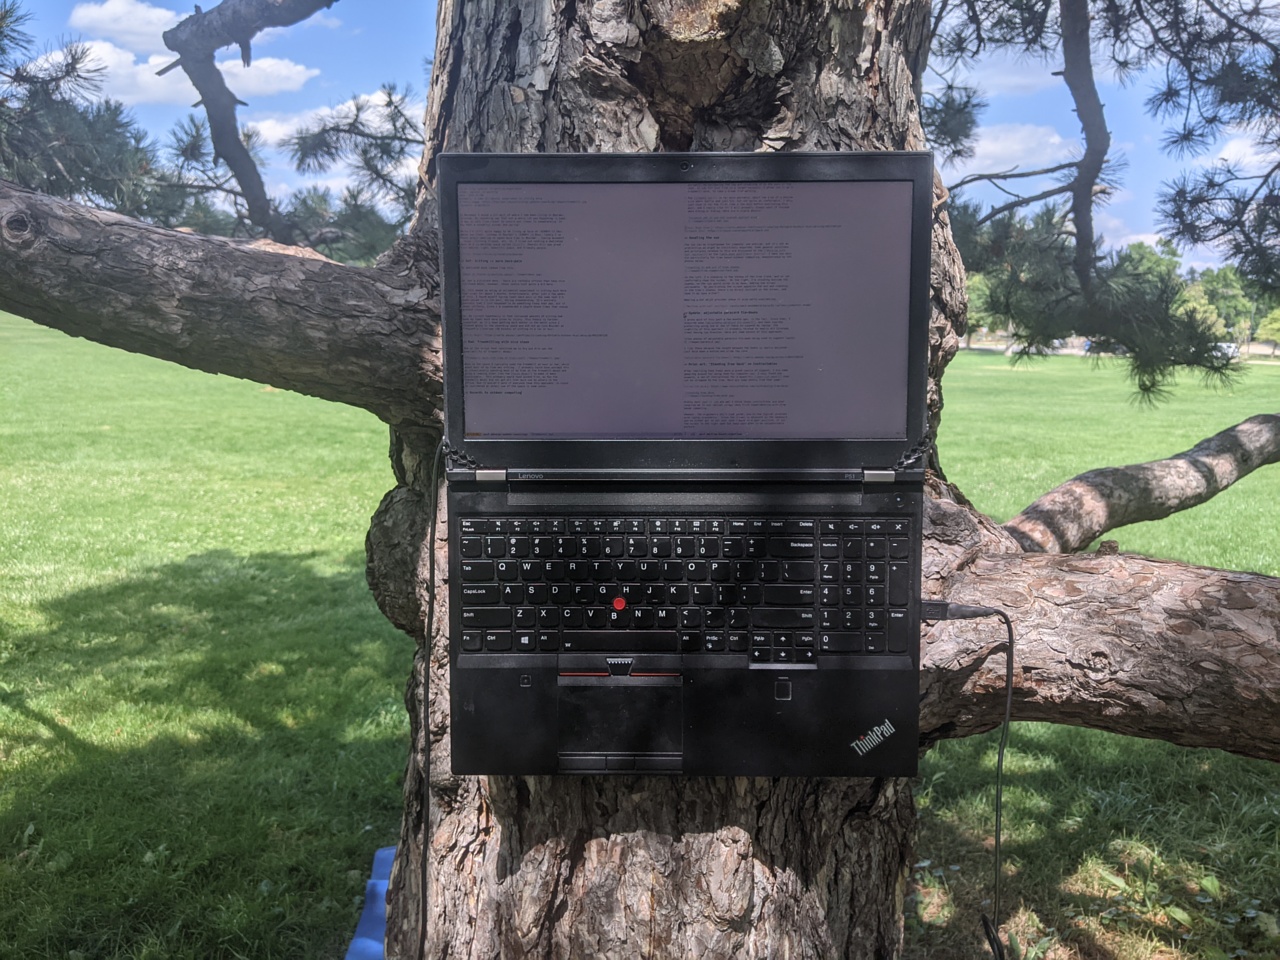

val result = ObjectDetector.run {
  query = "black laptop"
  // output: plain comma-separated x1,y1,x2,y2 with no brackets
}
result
437,151,932,777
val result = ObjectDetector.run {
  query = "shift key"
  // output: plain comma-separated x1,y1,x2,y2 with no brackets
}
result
751,607,816,628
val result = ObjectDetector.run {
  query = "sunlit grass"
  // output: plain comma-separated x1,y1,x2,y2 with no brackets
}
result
913,349,1280,960
0,313,410,959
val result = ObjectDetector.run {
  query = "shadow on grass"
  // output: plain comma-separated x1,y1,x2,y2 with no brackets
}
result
0,550,414,960
905,729,1280,960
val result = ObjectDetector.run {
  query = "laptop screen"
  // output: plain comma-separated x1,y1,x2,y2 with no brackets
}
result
456,179,913,441
438,152,932,475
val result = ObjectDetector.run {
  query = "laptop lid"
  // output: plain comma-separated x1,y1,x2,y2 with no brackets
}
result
437,151,933,481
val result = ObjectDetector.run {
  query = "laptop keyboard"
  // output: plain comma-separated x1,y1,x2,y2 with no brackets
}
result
456,516,915,662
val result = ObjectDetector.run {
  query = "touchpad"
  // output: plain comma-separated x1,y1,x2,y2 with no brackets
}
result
558,682,682,755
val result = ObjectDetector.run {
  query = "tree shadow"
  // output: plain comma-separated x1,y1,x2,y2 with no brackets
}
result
904,727,1280,959
0,550,414,959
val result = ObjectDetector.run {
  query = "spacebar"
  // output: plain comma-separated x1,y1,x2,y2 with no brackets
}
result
560,631,678,653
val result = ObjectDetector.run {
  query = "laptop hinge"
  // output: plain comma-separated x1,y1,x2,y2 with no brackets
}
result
862,469,896,484
474,468,507,483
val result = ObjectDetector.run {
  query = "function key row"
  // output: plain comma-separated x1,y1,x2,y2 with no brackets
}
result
459,517,910,537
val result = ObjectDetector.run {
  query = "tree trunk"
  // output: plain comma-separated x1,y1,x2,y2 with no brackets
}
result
3,0,1278,956
370,0,949,956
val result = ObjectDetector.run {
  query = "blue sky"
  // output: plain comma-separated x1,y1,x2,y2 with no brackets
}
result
23,0,435,200
20,0,1267,268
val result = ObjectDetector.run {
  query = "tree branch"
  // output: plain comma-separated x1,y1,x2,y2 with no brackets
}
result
921,489,1280,763
1058,0,1111,294
947,160,1079,194
161,0,339,241
1002,414,1280,553
0,180,441,435
922,549,1280,762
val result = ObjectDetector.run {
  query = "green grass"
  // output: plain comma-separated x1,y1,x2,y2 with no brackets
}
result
4,321,1279,960
912,350,1280,960
0,313,411,959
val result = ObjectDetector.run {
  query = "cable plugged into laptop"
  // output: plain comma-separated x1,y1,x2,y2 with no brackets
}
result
921,599,1016,960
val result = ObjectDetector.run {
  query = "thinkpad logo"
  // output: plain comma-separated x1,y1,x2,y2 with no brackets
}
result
851,719,896,756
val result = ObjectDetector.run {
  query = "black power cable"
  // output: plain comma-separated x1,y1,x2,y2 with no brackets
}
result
416,438,447,960
922,601,1016,960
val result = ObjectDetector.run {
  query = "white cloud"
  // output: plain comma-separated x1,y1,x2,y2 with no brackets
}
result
946,123,1077,182
81,40,194,104
928,51,1060,99
1210,135,1278,176
246,90,425,147
219,57,320,97
80,39,318,105
1094,211,1159,250
69,0,180,56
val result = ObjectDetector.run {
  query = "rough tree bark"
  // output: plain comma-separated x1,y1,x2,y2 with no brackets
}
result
1003,413,1280,553
1,0,1278,956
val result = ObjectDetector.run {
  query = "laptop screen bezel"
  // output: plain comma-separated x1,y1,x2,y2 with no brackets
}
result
437,151,933,477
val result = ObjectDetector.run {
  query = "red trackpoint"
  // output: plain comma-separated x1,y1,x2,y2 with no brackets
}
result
612,596,626,611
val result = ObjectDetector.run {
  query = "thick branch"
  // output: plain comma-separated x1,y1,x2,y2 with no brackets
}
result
0,180,440,434
1003,414,1280,553
921,550,1280,763
1058,0,1111,294
161,0,338,240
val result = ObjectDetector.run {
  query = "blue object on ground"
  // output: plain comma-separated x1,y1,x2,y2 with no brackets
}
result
345,846,396,960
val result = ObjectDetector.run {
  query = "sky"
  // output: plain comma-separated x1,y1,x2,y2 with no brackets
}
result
17,0,1267,269
21,0,436,202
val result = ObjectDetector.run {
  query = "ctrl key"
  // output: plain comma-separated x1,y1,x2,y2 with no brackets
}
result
483,630,513,651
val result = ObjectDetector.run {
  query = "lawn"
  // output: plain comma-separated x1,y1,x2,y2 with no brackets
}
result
0,313,412,959
2,318,1277,959
913,349,1280,960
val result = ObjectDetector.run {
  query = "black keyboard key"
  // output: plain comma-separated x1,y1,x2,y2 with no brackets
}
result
703,608,726,628
728,632,749,651
820,632,861,653
483,630,513,651
888,562,910,606
514,607,536,628
751,607,816,628
769,537,816,557
495,561,519,581
508,537,531,557
761,584,815,605
560,631,678,652
515,632,536,652
889,538,910,559
461,584,501,604
462,607,512,628
460,631,483,652
460,560,494,581
888,609,911,653
783,561,816,581
460,537,483,558
865,537,887,559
